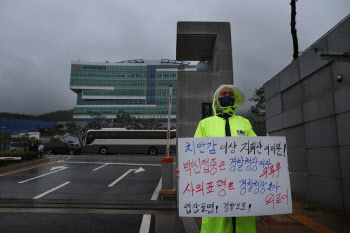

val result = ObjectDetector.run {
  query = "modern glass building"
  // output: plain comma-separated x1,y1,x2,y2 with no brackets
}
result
69,59,196,121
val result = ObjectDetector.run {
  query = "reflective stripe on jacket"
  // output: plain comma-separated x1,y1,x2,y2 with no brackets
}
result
194,114,257,233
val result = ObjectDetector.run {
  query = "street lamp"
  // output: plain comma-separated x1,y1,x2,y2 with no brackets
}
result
1,126,6,151
1,126,5,137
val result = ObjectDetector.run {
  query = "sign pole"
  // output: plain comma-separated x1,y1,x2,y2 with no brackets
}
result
160,85,174,193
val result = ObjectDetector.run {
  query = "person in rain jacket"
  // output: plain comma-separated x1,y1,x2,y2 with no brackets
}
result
194,84,257,233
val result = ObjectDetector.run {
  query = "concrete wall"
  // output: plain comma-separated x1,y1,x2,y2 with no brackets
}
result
264,52,350,214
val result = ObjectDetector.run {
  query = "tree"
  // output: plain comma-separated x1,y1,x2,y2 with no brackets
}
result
88,112,107,129
249,86,265,117
1,133,11,151
112,113,136,129
249,86,266,136
36,127,46,135
36,125,61,137
112,113,164,130
291,0,299,60
85,121,102,130
142,118,163,130
65,122,86,147
49,137,62,142
128,118,144,130
0,109,73,121
53,124,65,135
11,136,41,151
43,127,54,136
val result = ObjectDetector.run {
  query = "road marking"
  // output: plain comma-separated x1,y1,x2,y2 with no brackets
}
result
62,161,161,167
134,167,146,173
18,166,69,183
93,164,109,171
50,165,68,171
139,178,162,233
108,167,146,187
33,181,70,199
0,161,62,177
151,178,162,200
290,215,336,233
139,214,152,233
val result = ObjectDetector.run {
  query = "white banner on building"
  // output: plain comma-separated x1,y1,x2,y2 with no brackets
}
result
178,136,292,217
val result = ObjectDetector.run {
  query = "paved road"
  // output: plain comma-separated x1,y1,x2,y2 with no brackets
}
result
0,154,179,233
0,154,163,200
0,212,148,233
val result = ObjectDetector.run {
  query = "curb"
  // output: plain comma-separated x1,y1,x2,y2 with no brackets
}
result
180,217,200,233
0,158,50,174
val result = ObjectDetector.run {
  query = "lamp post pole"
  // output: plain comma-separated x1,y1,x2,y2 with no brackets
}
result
1,126,6,152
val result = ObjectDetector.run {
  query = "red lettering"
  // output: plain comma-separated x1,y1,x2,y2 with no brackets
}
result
219,161,226,170
183,182,193,196
195,181,204,197
206,182,214,194
265,189,289,210
265,194,275,209
228,182,234,190
218,189,227,197
259,167,268,179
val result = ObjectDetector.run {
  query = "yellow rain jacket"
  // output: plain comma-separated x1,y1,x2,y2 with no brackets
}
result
194,85,257,233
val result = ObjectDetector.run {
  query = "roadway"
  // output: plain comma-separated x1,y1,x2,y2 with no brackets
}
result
0,154,179,233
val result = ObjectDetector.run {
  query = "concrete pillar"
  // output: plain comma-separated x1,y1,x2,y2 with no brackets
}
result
175,22,234,209
176,21,234,139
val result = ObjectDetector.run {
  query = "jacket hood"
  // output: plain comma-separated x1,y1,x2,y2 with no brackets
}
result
212,85,246,115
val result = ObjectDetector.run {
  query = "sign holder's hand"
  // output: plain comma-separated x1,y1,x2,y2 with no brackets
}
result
288,166,292,178
176,168,179,182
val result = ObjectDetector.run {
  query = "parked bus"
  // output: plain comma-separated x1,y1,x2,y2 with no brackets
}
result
83,128,176,155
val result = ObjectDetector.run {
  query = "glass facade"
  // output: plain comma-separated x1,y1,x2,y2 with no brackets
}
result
70,59,196,121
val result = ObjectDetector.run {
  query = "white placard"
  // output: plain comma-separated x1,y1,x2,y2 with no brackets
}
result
178,136,292,217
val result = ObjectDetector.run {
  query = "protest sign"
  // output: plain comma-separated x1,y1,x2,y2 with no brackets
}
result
178,136,292,217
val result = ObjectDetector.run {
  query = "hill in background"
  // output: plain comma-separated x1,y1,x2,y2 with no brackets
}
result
0,109,73,122
0,109,259,124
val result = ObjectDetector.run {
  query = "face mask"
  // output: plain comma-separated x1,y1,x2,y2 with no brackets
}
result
219,96,235,107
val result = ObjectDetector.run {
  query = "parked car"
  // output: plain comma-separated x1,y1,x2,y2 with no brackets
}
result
43,142,81,155
10,142,28,152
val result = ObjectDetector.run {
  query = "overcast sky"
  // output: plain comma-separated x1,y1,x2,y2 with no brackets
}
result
0,0,349,115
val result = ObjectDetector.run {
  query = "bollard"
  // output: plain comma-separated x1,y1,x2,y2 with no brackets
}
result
161,157,173,191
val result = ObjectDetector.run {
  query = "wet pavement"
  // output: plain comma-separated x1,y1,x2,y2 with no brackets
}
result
0,155,163,201
0,155,179,233
256,195,350,233
0,212,146,233
192,194,350,233
2,156,349,233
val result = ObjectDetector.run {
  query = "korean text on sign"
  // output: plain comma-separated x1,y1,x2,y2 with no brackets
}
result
178,136,291,217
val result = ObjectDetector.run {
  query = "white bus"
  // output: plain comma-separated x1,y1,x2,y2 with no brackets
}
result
83,128,176,155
